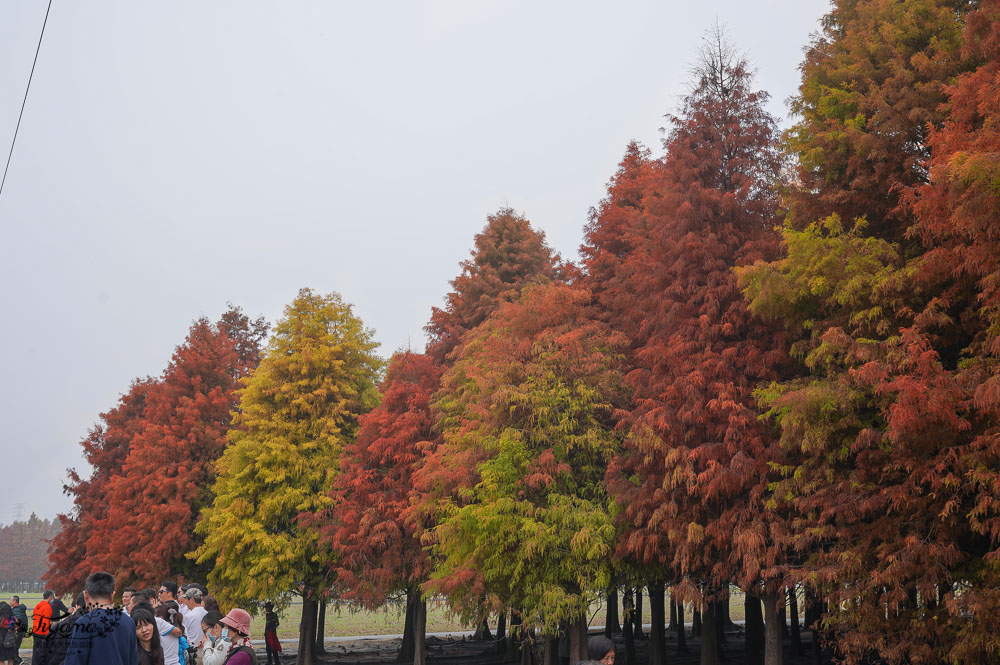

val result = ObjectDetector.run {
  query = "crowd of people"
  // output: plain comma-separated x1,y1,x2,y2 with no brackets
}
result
0,572,282,665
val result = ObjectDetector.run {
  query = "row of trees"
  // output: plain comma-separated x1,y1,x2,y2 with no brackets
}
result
46,0,1000,664
0,515,61,586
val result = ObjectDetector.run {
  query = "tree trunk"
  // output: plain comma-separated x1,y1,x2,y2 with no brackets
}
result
721,587,733,627
605,581,621,635
474,617,493,641
763,592,784,665
314,597,327,655
399,592,416,662
496,611,508,654
777,591,788,639
715,597,726,643
669,598,677,632
296,598,318,665
789,588,802,655
692,607,701,637
413,597,427,665
568,615,589,665
676,600,687,653
803,587,822,665
648,580,666,665
508,611,523,662
622,586,636,665
699,601,721,665
745,594,764,665
543,637,558,665
634,587,644,638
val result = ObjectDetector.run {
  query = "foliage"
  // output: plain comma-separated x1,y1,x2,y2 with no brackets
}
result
86,309,266,587
192,289,383,611
310,351,441,609
425,207,563,364
604,33,791,597
426,280,628,632
45,377,159,592
784,0,972,237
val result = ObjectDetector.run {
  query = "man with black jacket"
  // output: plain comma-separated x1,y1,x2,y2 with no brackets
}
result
43,593,85,665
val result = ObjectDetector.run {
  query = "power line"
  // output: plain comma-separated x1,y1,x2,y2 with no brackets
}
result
0,0,54,203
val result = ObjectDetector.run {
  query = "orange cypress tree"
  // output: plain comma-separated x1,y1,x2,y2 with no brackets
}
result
85,308,266,586
45,377,158,592
605,32,791,665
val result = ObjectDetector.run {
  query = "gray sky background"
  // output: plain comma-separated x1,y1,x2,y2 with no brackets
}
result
0,1,830,524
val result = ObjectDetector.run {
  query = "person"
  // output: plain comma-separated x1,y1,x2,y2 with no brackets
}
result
263,602,280,665
64,571,138,665
154,602,184,665
122,589,138,615
129,594,149,615
50,595,71,622
587,636,615,665
8,597,26,665
0,602,17,665
132,608,165,665
158,583,179,609
141,589,158,609
43,593,86,665
180,588,206,664
202,596,220,614
198,611,226,665
216,609,255,665
32,590,55,663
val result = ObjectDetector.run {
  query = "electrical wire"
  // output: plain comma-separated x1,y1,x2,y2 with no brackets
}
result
0,0,54,203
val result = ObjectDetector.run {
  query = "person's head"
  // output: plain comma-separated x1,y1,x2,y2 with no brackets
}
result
201,609,224,639
10,595,19,605
132,607,164,662
42,590,54,601
588,636,615,665
181,586,203,609
0,601,11,619
219,608,252,639
83,571,115,606
129,592,148,612
141,587,157,607
122,587,137,607
155,600,183,628
203,595,220,613
264,601,273,611
159,581,178,602
72,592,86,611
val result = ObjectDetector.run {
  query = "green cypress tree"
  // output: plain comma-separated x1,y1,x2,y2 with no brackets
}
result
192,288,383,665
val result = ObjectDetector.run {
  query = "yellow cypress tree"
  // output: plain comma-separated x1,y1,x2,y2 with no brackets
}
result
192,288,382,664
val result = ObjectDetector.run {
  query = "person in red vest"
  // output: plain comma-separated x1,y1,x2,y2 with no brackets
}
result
31,590,55,663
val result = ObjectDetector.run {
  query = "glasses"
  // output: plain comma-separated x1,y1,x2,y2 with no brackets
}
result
158,589,168,594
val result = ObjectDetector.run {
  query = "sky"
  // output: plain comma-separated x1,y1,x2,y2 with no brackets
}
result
0,0,831,523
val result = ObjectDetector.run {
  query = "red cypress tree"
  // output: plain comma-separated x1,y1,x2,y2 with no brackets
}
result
84,308,266,586
45,377,158,592
605,32,791,665
310,351,441,664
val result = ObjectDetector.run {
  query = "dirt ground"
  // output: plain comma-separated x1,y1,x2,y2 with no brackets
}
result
261,624,821,665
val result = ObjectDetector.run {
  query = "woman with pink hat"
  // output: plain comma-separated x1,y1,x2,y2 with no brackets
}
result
206,608,255,665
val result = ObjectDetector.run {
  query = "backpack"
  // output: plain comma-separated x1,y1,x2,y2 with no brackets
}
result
224,645,259,665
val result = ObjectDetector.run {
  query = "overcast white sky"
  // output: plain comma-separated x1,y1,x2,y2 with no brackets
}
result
0,1,830,523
